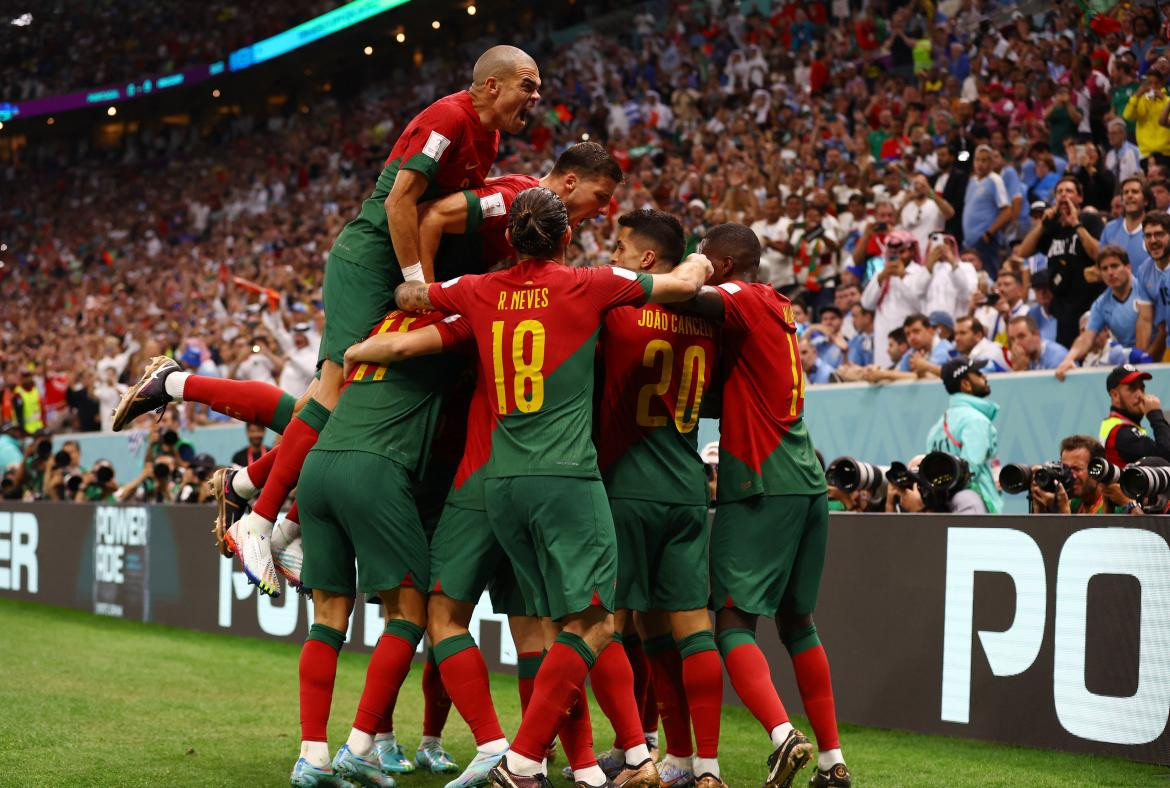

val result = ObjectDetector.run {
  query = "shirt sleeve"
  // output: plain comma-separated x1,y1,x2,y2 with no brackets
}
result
427,275,476,315
1135,267,1153,305
396,103,465,183
715,281,760,332
462,185,510,237
992,174,1010,209
585,265,653,311
433,313,475,350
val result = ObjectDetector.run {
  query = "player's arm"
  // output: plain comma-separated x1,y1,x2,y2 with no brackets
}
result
343,325,445,375
385,169,432,282
395,281,434,312
645,253,714,305
417,192,473,282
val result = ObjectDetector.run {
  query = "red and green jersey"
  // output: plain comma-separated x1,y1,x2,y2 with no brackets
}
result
434,173,540,282
313,310,473,473
428,261,653,479
596,304,718,505
331,91,499,271
713,281,826,501
443,383,493,510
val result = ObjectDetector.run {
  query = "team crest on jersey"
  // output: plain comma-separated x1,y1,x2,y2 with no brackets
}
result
481,192,506,218
610,266,637,280
422,131,452,161
441,276,462,288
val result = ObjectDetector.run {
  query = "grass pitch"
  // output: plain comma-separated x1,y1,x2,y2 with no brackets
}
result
0,599,1164,787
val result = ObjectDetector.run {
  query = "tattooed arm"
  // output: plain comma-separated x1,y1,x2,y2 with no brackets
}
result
395,281,434,312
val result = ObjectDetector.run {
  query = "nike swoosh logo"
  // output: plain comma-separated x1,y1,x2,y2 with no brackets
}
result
465,162,479,170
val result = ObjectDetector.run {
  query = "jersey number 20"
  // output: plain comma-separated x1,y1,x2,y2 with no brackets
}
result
491,319,545,414
635,339,706,433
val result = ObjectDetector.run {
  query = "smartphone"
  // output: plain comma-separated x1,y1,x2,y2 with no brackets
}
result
929,232,950,245
874,222,888,232
985,293,1000,306
1075,144,1086,159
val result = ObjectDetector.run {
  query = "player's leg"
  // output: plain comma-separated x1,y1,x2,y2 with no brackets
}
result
638,611,692,786
710,495,812,788
235,254,389,594
417,646,458,773
111,356,297,432
654,503,721,787
774,494,850,788
293,460,356,786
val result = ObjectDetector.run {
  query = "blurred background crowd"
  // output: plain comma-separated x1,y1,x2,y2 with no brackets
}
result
3,0,1170,503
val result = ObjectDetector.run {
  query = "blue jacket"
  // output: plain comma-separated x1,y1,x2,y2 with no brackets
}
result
926,393,1003,513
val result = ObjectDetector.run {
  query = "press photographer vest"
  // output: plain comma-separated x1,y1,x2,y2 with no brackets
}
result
1099,410,1146,468
17,386,43,434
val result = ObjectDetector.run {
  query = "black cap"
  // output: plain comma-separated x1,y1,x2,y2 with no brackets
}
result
1106,364,1152,391
1031,268,1050,289
941,356,989,394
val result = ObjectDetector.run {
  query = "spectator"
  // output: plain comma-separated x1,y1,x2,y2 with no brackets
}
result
65,370,101,433
1128,59,1170,161
834,282,863,339
232,334,281,385
1104,118,1142,184
1099,176,1151,270
93,368,128,433
851,200,898,280
934,145,970,245
985,269,1031,346
1069,141,1115,212
1135,211,1170,357
860,231,929,369
1030,436,1140,514
929,311,955,344
799,336,834,385
232,424,270,468
886,327,911,370
1056,246,1139,380
846,304,875,366
898,173,952,253
953,315,1008,371
899,312,954,374
13,369,44,436
1099,365,1170,468
1027,269,1059,342
1007,315,1069,371
805,306,847,370
1016,176,1105,347
961,145,1013,275
927,357,1003,513
923,234,977,318
752,197,792,289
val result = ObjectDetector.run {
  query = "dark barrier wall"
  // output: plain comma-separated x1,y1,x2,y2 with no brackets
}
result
1,503,1168,765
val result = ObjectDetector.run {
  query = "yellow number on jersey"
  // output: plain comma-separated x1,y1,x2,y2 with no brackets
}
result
635,340,706,433
491,319,546,414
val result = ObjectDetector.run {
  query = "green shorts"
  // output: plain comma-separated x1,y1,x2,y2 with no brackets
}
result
709,493,828,617
320,252,395,367
429,503,531,616
485,476,617,621
611,498,710,612
297,449,429,596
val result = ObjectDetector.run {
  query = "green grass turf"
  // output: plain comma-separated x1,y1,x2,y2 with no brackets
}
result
0,598,1166,787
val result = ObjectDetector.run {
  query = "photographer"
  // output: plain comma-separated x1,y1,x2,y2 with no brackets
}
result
117,453,180,503
926,357,1003,512
1099,364,1170,467
1030,436,1140,514
19,433,53,500
43,444,83,502
175,453,216,504
76,460,119,502
884,453,987,513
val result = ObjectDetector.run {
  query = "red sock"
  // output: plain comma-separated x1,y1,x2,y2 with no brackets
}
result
723,643,788,733
589,640,644,752
299,637,341,741
422,651,453,738
559,690,598,771
437,644,505,745
183,376,288,427
252,402,327,522
353,624,422,735
792,645,840,750
517,651,543,716
682,651,724,758
624,636,656,735
647,641,693,758
511,641,591,762
245,445,279,487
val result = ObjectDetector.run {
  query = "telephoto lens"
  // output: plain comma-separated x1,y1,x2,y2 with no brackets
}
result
999,463,1033,495
826,457,888,498
1033,461,1074,493
885,461,918,490
1121,463,1170,500
1087,457,1121,485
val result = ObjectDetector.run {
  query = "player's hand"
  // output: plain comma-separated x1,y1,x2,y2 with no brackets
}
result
681,252,715,282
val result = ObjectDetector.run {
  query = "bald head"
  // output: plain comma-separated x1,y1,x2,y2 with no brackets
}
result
472,45,537,87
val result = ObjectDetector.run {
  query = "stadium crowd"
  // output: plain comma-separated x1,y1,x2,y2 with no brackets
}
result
4,0,1170,501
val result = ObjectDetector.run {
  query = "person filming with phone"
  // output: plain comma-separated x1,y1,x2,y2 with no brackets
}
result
923,232,977,318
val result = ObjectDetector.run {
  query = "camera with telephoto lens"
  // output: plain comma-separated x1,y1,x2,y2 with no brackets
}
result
35,439,52,460
826,457,888,501
95,465,114,485
65,473,83,494
1121,461,1170,500
1001,461,1075,495
161,429,179,447
885,461,919,490
1087,457,1121,486
53,450,71,469
153,462,172,482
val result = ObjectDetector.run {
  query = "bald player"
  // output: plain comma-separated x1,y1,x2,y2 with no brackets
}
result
219,45,542,595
